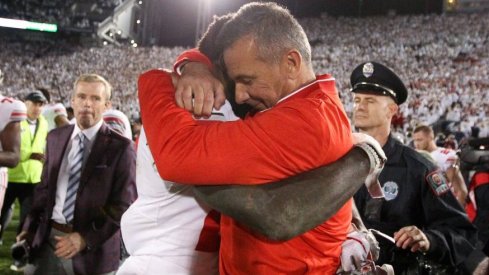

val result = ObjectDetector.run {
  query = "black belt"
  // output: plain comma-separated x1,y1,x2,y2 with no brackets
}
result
50,220,73,233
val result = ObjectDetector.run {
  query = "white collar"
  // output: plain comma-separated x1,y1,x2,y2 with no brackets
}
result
256,76,335,114
71,119,103,142
277,77,335,104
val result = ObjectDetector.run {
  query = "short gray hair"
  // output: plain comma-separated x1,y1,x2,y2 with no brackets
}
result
217,2,311,66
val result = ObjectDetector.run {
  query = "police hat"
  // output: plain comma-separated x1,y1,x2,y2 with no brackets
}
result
25,90,47,103
350,62,408,105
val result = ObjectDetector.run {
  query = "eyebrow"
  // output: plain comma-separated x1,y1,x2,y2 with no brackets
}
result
355,95,377,100
233,74,255,82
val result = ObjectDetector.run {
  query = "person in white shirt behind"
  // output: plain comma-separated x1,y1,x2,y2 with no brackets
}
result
38,88,70,132
413,124,468,206
103,108,132,140
0,68,27,224
118,104,237,275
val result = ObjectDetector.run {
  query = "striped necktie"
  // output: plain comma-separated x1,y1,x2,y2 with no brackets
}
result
63,133,85,223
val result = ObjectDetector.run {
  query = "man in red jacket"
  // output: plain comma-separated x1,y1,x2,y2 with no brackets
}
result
139,3,360,274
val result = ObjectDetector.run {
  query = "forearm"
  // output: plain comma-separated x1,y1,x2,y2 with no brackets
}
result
449,169,468,206
0,121,21,167
0,151,20,167
352,201,367,231
194,147,370,240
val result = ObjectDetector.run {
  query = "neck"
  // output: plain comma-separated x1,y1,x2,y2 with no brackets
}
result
300,67,316,85
427,141,438,152
286,69,316,95
358,124,391,147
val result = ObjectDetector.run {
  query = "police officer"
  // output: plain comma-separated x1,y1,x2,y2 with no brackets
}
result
351,62,477,274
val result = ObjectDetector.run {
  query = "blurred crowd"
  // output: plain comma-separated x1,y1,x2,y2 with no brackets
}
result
0,0,120,29
301,13,489,142
0,42,185,122
1,5,489,274
1,12,488,144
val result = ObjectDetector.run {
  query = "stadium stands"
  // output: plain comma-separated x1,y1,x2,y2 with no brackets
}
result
0,12,488,141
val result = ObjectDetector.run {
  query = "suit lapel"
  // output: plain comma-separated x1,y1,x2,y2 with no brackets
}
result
79,124,110,190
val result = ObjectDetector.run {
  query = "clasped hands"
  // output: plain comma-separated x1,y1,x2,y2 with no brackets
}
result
17,231,86,260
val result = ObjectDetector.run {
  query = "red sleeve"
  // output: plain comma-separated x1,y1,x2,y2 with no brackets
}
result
138,69,352,185
173,48,212,75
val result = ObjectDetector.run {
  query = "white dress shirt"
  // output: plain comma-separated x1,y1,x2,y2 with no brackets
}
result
51,119,103,224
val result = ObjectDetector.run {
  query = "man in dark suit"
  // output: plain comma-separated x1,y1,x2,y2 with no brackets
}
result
18,74,137,275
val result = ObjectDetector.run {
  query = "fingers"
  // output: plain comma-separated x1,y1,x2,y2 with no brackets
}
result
173,61,225,117
16,231,28,243
181,86,194,112
54,234,81,259
54,235,72,259
55,245,73,259
174,79,185,108
193,86,217,118
176,84,219,117
410,240,429,253
213,82,226,110
394,226,417,249
351,254,362,270
201,89,215,118
394,226,430,253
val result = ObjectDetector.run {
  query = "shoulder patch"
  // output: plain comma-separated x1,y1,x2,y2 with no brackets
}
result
426,170,450,196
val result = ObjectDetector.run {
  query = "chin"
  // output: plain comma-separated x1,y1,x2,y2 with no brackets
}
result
353,122,371,130
353,119,363,126
254,102,269,111
78,119,94,128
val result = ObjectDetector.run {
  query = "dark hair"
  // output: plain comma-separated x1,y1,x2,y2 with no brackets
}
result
197,14,233,65
196,13,252,118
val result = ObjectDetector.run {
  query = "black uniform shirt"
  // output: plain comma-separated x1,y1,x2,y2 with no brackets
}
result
354,134,477,272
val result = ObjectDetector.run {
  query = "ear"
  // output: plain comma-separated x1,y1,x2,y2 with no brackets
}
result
284,49,302,78
387,102,399,118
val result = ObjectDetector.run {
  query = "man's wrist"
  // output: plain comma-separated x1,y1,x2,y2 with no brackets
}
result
355,142,383,173
175,60,190,75
173,49,213,75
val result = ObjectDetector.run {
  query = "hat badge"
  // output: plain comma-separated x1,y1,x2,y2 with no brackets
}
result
362,62,374,78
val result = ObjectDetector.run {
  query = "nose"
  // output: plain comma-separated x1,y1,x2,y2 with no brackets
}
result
234,84,250,105
34,103,44,114
354,100,366,112
82,97,92,107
